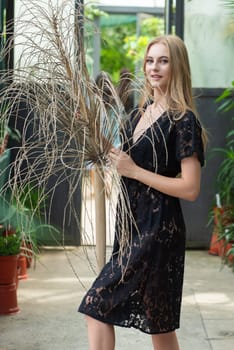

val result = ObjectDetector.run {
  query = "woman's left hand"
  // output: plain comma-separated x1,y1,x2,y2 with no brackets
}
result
109,148,138,178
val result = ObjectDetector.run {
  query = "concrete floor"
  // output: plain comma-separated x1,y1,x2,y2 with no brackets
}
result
0,248,234,350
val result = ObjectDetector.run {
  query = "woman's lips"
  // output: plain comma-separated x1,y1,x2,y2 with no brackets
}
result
151,75,162,80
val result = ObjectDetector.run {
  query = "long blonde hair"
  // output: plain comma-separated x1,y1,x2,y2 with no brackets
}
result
141,34,207,147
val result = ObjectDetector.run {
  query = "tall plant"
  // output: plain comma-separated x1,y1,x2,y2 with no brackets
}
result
0,0,139,272
212,81,234,268
214,81,234,206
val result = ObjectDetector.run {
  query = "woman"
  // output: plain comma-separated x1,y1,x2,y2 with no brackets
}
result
78,34,206,350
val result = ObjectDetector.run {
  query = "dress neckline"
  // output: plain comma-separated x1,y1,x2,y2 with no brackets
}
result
132,110,167,146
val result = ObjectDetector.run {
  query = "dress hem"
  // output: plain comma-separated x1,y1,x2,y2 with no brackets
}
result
78,309,179,335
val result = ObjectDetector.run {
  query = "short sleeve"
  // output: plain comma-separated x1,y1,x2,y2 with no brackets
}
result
175,111,205,167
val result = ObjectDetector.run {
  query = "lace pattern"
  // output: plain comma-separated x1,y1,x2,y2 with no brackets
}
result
78,110,204,334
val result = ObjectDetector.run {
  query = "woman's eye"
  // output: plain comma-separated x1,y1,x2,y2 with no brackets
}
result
160,59,168,64
146,58,153,64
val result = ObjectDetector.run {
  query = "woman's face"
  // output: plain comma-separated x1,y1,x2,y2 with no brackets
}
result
144,42,171,93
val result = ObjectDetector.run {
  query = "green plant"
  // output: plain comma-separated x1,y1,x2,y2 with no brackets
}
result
214,81,234,206
124,17,164,68
216,80,234,112
0,231,21,256
12,182,46,218
217,209,234,270
0,103,21,155
1,181,47,250
213,135,234,206
225,222,234,265
99,13,164,83
211,80,234,270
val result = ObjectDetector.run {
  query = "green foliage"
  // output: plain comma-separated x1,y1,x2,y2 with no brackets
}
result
213,79,234,270
124,17,164,68
140,17,164,37
100,19,136,83
13,182,46,217
100,16,164,83
0,232,21,256
0,102,21,144
220,0,234,36
84,5,164,82
124,35,149,68
216,208,234,270
85,4,107,21
221,0,234,14
213,81,234,206
216,80,234,112
213,135,234,206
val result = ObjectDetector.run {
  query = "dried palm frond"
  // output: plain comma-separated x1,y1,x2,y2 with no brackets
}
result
0,0,142,276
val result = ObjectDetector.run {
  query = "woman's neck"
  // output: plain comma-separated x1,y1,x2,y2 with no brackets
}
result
153,89,168,109
152,98,167,112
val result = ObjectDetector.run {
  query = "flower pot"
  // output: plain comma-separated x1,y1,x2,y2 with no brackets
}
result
219,240,234,263
209,207,234,261
0,282,19,315
0,255,18,285
20,240,33,268
17,255,28,280
208,231,220,256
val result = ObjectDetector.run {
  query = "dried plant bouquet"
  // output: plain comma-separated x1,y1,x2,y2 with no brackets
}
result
0,0,141,275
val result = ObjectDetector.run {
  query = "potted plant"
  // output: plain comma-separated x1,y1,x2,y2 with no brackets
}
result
0,226,21,315
9,181,61,271
215,206,234,269
0,226,21,282
0,180,42,280
209,81,234,268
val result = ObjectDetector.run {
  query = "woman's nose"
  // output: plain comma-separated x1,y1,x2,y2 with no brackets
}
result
152,60,159,70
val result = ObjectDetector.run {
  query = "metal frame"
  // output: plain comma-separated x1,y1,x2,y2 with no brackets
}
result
165,0,184,38
6,0,14,71
98,6,164,16
175,0,184,38
165,0,173,35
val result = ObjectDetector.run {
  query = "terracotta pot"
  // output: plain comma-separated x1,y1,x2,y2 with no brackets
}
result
20,241,33,268
0,255,18,285
17,255,28,280
0,282,20,315
209,207,234,262
219,240,234,263
208,231,220,256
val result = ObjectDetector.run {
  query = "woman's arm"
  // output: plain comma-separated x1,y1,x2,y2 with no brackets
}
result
109,148,201,202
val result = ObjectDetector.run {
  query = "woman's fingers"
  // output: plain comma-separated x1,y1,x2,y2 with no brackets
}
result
108,148,136,178
109,147,120,157
109,148,121,163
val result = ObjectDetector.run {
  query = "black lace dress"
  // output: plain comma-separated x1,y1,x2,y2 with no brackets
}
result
78,109,204,334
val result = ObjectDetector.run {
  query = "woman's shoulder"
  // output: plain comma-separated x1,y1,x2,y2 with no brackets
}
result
173,110,205,166
173,109,196,120
173,110,202,129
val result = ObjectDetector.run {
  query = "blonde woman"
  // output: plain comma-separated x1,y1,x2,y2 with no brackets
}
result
79,35,206,350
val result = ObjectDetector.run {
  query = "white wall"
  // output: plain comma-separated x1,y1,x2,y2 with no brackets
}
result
184,0,234,88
